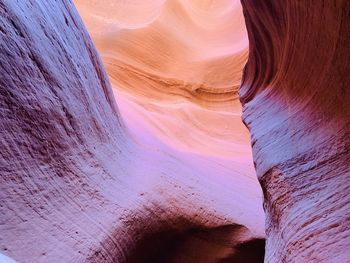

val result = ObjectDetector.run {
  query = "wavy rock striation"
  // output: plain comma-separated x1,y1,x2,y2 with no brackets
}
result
74,0,251,158
0,0,264,262
240,0,350,262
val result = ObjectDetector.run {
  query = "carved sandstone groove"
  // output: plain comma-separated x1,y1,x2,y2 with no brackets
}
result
240,0,350,262
1,0,264,262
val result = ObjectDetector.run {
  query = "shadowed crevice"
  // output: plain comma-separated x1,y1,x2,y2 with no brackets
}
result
127,224,265,263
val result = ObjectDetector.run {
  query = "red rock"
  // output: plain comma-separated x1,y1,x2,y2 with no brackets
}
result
0,1,264,262
240,0,350,262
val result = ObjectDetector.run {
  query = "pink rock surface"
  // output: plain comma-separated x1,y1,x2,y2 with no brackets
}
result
0,1,264,262
73,0,251,158
240,0,350,262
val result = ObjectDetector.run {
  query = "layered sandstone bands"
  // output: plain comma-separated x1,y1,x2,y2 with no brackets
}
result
2,0,348,262
240,0,350,262
74,0,248,109
0,1,264,262
74,0,251,157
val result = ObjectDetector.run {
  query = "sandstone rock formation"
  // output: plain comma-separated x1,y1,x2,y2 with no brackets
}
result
73,0,251,158
240,0,350,262
0,0,264,262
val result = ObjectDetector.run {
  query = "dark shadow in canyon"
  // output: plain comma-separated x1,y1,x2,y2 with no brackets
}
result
127,224,265,263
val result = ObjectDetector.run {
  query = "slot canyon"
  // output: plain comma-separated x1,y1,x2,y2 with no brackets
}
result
0,0,349,262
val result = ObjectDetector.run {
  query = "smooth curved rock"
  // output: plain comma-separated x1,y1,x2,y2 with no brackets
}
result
74,0,251,158
240,0,350,262
0,0,264,262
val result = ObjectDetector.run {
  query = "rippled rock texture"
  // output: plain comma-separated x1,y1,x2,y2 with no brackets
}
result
0,0,264,262
73,0,251,158
240,0,350,262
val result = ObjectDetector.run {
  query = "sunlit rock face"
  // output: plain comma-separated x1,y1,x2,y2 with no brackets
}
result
240,1,350,262
74,0,250,158
0,0,264,262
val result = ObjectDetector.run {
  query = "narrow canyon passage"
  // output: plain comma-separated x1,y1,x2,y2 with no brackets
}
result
73,0,266,261
0,0,265,262
74,0,253,159
1,0,349,262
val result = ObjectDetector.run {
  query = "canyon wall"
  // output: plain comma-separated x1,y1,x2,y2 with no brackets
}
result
73,0,251,158
0,0,264,262
240,0,350,262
